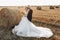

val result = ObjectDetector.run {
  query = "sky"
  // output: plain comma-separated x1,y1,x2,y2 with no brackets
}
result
0,0,60,6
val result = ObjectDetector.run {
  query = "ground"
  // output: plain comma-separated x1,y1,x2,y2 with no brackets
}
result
0,6,60,40
0,21,60,40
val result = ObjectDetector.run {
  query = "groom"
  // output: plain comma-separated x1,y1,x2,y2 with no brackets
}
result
26,6,33,22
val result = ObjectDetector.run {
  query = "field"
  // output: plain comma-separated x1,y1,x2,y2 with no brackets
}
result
0,6,60,40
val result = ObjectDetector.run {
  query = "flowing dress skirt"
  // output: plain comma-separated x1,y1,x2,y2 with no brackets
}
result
12,16,53,38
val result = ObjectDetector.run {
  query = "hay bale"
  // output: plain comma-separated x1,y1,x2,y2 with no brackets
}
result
55,6,59,8
50,6,54,9
0,8,21,30
37,6,42,10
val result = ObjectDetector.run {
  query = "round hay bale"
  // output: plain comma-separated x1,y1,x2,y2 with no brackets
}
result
50,6,54,9
55,6,59,8
37,6,41,10
0,8,21,30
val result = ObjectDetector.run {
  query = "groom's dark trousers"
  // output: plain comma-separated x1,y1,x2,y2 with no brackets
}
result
27,9,33,22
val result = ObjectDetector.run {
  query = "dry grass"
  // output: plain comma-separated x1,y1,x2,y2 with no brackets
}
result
0,22,60,40
0,6,60,40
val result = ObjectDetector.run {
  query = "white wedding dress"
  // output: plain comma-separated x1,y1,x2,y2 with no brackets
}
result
12,11,53,38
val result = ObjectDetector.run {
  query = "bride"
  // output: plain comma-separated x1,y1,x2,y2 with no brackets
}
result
12,6,53,38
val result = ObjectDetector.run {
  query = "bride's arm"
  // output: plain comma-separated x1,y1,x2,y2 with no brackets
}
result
20,11,27,17
20,12,25,16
